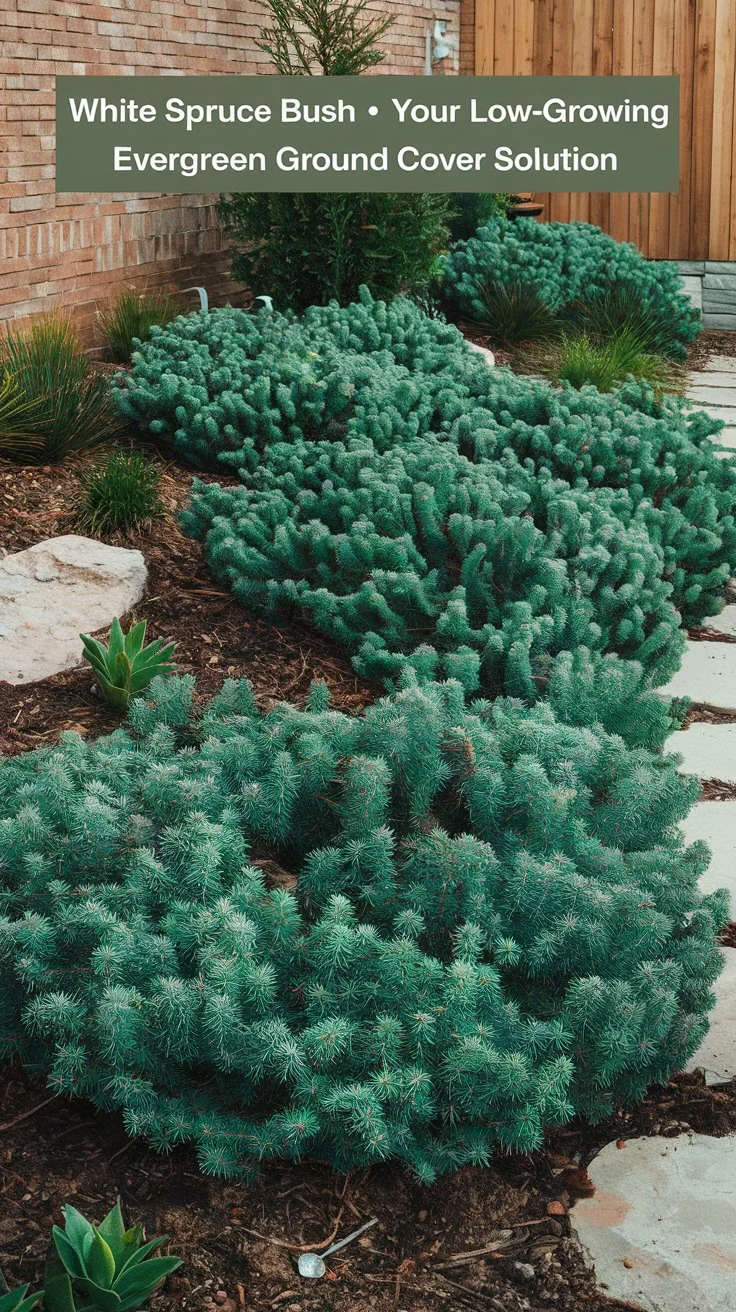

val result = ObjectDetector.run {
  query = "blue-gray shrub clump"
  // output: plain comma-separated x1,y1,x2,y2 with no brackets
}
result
113,293,735,717
439,217,701,359
0,674,725,1182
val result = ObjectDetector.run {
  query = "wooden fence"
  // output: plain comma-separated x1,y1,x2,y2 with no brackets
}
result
473,0,736,260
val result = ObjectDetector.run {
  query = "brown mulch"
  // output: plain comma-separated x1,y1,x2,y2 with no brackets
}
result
700,778,736,801
0,457,378,758
720,921,736,948
1,1063,734,1312
686,327,736,370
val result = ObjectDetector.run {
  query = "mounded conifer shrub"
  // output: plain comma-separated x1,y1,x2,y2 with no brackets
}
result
113,292,735,635
181,435,683,747
0,676,725,1182
438,217,701,359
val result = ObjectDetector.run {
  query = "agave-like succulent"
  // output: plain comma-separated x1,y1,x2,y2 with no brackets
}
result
81,618,176,711
46,1201,182,1312
0,1285,42,1312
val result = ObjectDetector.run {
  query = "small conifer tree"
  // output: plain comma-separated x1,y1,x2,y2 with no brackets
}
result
218,2,451,309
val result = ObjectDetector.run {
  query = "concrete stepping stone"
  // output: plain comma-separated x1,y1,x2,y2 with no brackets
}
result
681,800,736,913
573,1132,736,1311
703,604,736,637
0,536,147,685
687,369,734,383
706,354,736,373
689,370,736,387
659,640,736,709
672,722,736,783
690,404,736,426
688,386,736,406
685,947,736,1085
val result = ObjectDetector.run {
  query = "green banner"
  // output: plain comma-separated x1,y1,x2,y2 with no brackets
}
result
55,75,679,193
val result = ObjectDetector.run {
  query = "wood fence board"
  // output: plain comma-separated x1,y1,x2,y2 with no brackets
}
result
472,0,736,259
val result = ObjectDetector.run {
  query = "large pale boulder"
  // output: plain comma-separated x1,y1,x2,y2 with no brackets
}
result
0,535,146,685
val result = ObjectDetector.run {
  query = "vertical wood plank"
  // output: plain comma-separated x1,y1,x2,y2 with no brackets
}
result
494,0,515,74
709,0,735,258
690,0,717,258
609,0,636,241
670,0,696,256
646,0,676,257
569,0,595,222
628,0,656,250
589,0,614,234
475,0,495,73
514,0,536,74
533,0,556,220
731,7,736,257
550,0,575,221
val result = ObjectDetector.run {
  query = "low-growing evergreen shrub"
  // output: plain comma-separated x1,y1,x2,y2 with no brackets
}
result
181,435,683,743
0,675,725,1181
113,292,736,646
439,218,700,359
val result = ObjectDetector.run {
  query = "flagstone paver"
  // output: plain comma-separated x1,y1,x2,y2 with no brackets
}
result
672,722,736,783
686,355,736,451
659,640,736,708
706,354,736,372
685,948,736,1086
681,801,736,912
704,604,736,636
572,1132,736,1312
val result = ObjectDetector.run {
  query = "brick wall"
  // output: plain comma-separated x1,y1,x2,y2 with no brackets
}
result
1,0,462,341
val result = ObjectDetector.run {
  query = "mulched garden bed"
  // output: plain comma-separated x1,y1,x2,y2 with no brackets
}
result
2,1062,734,1312
2,338,736,1311
0,458,378,758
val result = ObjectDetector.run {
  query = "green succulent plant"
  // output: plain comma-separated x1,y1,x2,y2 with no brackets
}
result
0,1285,43,1312
46,1201,182,1312
81,618,176,711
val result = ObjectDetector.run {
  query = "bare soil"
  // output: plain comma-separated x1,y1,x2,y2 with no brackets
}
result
2,1063,735,1312
0,457,377,758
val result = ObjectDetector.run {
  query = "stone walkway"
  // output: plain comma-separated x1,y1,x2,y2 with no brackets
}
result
573,352,736,1310
686,352,736,453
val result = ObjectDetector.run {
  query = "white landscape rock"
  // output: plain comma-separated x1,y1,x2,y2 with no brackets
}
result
0,535,147,685
659,640,736,709
685,948,736,1086
572,1133,736,1311
681,801,736,913
464,339,495,368
672,722,736,783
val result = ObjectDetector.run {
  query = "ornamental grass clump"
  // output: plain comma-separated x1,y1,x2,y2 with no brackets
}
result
0,315,121,464
0,674,726,1182
74,451,164,538
439,217,700,359
546,328,683,396
97,287,179,364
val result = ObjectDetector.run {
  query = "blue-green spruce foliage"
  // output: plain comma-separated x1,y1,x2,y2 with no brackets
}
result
0,675,726,1181
113,292,736,742
439,217,701,358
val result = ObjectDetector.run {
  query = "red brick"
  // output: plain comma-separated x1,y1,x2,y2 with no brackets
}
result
1,0,463,337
